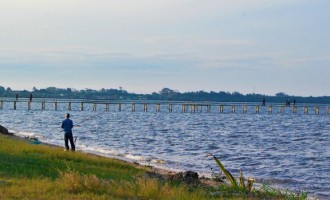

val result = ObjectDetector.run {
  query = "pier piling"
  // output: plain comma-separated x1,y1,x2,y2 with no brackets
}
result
231,105,235,113
132,103,135,112
304,106,308,114
268,106,272,114
191,105,197,113
42,101,46,110
169,104,173,112
243,105,247,114
255,106,260,114
292,106,297,114
219,105,224,113
315,107,319,115
143,104,148,112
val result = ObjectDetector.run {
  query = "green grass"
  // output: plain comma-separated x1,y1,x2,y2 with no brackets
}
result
0,135,308,199
0,135,207,199
0,137,141,181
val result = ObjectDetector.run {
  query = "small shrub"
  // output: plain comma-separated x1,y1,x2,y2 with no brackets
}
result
58,170,109,194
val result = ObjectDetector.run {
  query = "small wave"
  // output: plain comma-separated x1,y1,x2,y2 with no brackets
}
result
7,129,18,134
123,154,166,164
15,131,44,139
125,154,149,161
78,145,124,157
151,159,166,164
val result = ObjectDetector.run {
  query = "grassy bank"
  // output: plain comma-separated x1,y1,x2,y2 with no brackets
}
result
0,134,307,199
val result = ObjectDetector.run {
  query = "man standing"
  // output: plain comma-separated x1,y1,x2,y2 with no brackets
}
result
61,113,75,151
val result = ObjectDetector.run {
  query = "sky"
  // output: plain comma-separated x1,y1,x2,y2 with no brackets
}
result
0,0,329,96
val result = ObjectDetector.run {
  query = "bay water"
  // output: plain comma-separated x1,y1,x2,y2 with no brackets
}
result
0,101,329,199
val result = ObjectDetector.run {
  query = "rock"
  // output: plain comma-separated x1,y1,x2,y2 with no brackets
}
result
0,125,13,135
0,125,9,135
169,171,200,185
183,171,199,184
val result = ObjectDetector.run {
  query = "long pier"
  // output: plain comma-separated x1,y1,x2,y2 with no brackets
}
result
0,98,329,115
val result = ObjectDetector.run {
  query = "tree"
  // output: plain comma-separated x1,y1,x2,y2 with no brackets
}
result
275,92,288,97
159,88,175,95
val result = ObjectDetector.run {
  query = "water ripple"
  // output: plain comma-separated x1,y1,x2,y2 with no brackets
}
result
0,106,329,199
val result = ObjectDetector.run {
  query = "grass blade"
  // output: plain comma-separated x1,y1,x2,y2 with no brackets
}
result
239,170,245,188
213,155,238,187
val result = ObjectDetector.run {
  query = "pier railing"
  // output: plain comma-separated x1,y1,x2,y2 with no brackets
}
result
0,97,329,115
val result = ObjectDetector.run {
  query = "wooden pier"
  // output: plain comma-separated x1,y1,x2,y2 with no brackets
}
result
0,98,329,115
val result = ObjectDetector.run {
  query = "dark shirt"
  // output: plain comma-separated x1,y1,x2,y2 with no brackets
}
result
61,118,73,133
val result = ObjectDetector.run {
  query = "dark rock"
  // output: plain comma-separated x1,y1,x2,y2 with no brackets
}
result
0,125,9,135
170,171,200,185
183,171,199,184
0,125,13,135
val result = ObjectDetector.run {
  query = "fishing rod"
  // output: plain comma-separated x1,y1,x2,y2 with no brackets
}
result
73,136,78,144
62,111,105,145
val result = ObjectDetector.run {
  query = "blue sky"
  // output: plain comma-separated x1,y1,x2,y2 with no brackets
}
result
0,0,329,96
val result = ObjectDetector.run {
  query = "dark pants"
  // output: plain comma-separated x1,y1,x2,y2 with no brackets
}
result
64,132,75,151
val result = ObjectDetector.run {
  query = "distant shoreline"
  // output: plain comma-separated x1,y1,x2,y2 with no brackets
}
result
1,86,329,103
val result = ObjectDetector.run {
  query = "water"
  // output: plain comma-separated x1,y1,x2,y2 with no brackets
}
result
0,102,329,199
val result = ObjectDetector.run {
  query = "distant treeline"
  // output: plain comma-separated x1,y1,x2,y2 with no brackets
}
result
0,86,329,104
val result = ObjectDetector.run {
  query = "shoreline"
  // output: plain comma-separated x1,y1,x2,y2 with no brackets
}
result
1,125,318,199
1,129,220,188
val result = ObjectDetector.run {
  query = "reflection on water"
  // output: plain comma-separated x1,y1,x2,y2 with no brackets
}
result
0,102,329,199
